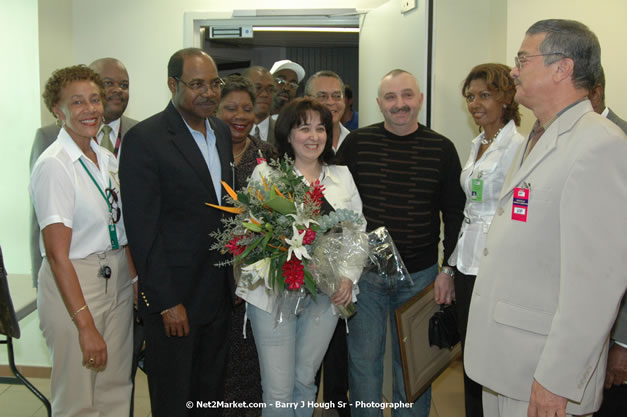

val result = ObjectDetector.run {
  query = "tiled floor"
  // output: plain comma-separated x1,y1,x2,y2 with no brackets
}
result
0,359,464,417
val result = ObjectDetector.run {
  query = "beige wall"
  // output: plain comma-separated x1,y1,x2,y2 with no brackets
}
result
506,0,627,135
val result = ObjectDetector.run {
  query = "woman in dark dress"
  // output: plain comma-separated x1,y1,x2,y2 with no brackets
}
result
217,75,277,416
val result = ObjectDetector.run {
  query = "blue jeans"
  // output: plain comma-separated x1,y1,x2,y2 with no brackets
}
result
347,264,438,417
248,294,338,417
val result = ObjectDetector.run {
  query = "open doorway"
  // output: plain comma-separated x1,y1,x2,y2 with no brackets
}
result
184,11,361,112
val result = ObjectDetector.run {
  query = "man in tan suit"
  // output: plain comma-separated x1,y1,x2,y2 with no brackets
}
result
464,19,627,417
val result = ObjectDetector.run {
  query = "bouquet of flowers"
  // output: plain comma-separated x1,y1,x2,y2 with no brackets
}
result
208,157,368,318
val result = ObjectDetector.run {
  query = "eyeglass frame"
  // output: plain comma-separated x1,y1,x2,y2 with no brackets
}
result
174,76,225,92
313,91,344,102
274,77,299,90
105,187,121,224
514,52,567,69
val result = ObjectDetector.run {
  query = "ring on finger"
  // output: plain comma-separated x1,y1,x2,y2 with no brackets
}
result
88,358,95,364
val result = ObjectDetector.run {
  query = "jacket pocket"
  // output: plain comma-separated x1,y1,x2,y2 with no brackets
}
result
493,300,553,335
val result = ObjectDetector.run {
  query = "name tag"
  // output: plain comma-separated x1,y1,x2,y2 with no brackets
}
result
471,179,483,202
512,187,529,222
109,224,120,249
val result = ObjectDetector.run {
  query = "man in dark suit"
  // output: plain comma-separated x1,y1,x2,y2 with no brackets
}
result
119,48,233,417
242,65,277,147
29,57,138,287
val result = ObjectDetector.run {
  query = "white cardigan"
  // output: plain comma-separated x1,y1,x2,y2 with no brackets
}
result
235,162,365,313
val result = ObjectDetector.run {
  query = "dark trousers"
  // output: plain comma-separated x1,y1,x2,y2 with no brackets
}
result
143,308,230,417
454,269,484,417
593,383,627,417
315,318,351,417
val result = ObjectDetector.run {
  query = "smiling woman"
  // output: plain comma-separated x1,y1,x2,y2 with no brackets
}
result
31,65,137,417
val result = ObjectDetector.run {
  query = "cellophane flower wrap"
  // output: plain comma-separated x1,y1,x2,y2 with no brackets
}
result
209,157,367,321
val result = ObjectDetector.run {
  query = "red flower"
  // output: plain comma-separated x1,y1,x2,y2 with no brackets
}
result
282,257,305,290
226,236,246,256
306,180,325,208
301,228,316,245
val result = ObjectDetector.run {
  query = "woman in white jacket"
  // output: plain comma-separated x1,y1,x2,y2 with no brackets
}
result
435,63,524,417
236,97,364,417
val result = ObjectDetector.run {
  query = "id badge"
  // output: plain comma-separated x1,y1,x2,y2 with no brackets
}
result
512,187,529,222
108,224,120,249
471,179,483,202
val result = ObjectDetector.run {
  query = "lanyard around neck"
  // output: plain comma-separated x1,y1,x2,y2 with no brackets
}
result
78,158,112,212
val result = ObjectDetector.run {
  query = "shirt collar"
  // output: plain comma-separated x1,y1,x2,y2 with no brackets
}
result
601,106,609,118
335,123,350,152
180,114,214,142
58,127,105,163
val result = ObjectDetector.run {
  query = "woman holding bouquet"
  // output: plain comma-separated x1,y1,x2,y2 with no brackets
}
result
236,98,365,417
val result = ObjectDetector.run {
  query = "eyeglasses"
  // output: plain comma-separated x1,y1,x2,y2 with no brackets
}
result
514,52,567,69
175,77,225,92
255,84,277,95
105,187,121,224
315,92,344,102
275,77,299,90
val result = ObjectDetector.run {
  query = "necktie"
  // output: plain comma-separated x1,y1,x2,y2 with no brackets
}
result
100,125,114,153
253,126,261,141
523,120,545,162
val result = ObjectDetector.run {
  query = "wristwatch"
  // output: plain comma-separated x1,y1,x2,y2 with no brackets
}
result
441,266,455,278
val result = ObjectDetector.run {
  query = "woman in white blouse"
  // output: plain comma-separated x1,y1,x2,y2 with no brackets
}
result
30,66,136,417
236,98,365,417
434,63,524,417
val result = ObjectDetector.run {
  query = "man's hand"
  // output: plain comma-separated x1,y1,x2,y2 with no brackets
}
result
162,304,190,337
434,272,455,305
604,343,627,388
528,379,568,417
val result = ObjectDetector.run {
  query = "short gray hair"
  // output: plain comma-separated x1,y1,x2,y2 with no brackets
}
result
526,19,601,91
304,70,344,96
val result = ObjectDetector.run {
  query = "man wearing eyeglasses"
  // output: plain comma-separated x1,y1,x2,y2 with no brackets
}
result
464,20,627,417
119,48,234,417
242,66,277,146
305,70,350,153
270,59,305,116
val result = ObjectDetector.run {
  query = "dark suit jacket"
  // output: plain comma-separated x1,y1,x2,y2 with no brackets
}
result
607,108,627,135
29,115,138,286
119,102,234,323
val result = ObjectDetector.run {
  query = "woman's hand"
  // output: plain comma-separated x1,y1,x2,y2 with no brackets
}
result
434,272,455,305
78,323,107,370
331,278,353,307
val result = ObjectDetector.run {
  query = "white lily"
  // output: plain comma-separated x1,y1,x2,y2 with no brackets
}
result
241,258,272,288
284,224,312,261
287,203,319,228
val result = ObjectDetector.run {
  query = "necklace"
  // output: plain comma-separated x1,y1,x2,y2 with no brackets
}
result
233,138,250,159
480,126,504,145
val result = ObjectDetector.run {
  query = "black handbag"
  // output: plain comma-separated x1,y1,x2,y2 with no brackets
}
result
428,303,460,349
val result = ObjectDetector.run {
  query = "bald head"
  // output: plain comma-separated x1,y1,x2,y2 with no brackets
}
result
89,58,130,122
376,69,423,135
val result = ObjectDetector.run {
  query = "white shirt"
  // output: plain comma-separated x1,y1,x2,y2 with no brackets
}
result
30,127,128,259
236,162,366,313
334,123,350,152
254,116,270,142
448,120,524,275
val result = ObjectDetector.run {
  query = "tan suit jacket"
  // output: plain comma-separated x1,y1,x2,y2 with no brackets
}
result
464,100,627,415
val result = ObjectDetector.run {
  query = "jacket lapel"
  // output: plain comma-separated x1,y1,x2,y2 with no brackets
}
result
164,102,215,198
499,100,592,200
209,116,235,203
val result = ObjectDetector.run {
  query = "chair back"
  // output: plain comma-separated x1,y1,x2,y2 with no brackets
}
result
0,245,20,338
